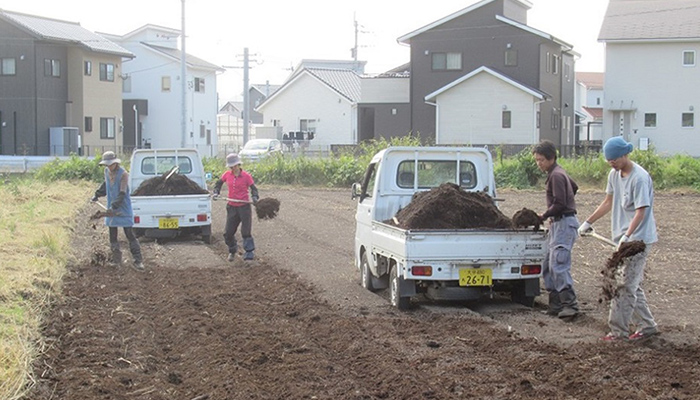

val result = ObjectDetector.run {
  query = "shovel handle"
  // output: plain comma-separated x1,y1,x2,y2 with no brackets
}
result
582,229,617,247
223,197,254,205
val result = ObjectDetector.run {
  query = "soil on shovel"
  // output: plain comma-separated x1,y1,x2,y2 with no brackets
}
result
512,208,542,231
601,240,647,301
392,183,512,230
132,173,208,196
254,197,281,220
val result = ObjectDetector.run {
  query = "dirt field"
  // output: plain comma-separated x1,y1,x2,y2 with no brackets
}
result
26,187,700,400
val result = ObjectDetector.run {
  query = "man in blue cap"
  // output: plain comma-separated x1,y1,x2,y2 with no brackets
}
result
578,136,658,341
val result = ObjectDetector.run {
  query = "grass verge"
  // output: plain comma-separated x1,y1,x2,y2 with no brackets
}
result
0,178,92,400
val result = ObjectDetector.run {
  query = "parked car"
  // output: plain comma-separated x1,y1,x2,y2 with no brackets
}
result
239,139,283,162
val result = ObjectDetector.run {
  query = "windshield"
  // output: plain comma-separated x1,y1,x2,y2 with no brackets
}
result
243,140,271,150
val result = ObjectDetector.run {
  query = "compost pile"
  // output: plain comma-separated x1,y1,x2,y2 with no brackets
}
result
601,240,647,301
512,208,542,231
255,198,281,220
392,183,512,230
132,174,208,196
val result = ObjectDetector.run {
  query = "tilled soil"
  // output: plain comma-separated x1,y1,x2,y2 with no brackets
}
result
26,188,700,400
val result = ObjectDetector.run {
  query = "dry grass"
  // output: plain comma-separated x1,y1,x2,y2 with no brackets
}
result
0,179,92,400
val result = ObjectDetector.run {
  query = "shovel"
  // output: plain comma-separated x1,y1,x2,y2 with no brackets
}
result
90,201,121,219
164,165,179,181
580,229,617,247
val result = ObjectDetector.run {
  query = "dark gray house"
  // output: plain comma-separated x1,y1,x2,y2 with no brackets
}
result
0,10,133,156
249,83,280,124
395,0,576,147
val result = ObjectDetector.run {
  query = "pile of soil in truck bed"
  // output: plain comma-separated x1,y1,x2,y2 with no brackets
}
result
132,173,209,196
392,183,513,230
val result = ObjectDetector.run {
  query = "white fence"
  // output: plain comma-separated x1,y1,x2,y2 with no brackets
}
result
0,155,87,173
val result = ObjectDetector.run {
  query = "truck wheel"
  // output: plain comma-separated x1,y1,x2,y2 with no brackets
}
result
360,252,374,291
390,266,411,310
202,234,212,244
511,286,536,308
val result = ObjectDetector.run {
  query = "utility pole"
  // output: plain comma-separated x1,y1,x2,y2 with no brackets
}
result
352,13,358,61
180,0,187,148
242,47,250,145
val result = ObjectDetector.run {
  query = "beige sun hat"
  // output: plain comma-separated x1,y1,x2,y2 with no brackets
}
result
226,153,242,167
99,151,121,166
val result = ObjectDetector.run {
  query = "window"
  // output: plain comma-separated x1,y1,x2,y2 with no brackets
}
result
44,59,60,77
100,117,115,139
122,75,131,93
200,123,206,138
99,63,114,82
162,76,171,92
596,97,601,106
85,116,93,132
536,111,541,128
551,109,560,130
141,156,193,175
644,113,657,128
683,50,696,67
682,113,694,128
551,54,559,75
84,60,92,76
194,77,205,92
396,160,477,189
502,110,511,128
299,119,317,135
1,58,16,75
546,52,550,73
505,49,517,66
432,52,462,70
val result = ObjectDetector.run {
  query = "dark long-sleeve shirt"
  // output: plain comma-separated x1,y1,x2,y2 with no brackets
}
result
542,163,578,220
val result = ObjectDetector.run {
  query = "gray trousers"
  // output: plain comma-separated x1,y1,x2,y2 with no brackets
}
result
542,216,579,292
608,246,657,336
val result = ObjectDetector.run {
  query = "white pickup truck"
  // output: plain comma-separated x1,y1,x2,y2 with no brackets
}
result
129,148,212,243
352,147,547,309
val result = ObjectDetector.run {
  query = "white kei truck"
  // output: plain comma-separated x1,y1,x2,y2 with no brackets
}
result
352,147,547,309
129,148,212,243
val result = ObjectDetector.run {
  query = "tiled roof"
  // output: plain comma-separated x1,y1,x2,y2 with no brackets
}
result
305,68,361,102
0,10,133,57
251,84,282,97
599,0,700,41
576,72,604,89
142,43,223,71
583,106,603,119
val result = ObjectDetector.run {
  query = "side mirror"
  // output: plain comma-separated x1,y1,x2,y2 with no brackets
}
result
351,182,362,200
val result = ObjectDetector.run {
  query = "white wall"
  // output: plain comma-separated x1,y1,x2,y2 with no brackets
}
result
434,72,540,145
259,73,355,147
605,41,700,156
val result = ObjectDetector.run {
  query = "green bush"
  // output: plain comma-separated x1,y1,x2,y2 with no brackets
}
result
494,148,544,189
34,154,103,182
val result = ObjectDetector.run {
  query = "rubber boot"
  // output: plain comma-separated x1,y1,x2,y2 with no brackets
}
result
544,291,562,316
243,237,255,261
558,288,579,319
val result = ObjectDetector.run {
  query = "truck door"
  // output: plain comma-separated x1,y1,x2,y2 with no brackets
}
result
355,161,379,267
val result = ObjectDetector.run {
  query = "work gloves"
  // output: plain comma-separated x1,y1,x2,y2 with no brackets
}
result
111,191,126,210
91,194,99,202
211,190,220,200
617,234,629,251
578,221,592,236
252,195,259,204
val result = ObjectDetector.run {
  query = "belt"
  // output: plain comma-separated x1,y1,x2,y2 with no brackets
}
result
552,212,576,221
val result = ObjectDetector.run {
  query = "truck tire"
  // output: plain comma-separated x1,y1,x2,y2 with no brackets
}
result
511,284,536,308
202,234,212,244
360,252,374,291
390,266,411,310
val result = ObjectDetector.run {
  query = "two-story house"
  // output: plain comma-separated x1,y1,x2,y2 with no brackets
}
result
599,0,700,156
0,10,133,156
396,0,576,148
575,71,604,143
102,25,223,156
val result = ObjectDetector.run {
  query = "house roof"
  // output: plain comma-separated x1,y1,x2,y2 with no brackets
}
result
251,84,282,97
0,10,133,58
372,63,411,78
599,0,700,42
495,15,574,51
141,43,224,71
397,0,533,44
424,66,548,102
257,67,361,110
582,106,603,119
576,72,604,89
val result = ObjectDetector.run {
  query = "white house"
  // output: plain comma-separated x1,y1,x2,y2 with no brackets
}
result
102,25,223,156
255,67,361,149
424,66,547,145
599,0,700,156
575,72,604,142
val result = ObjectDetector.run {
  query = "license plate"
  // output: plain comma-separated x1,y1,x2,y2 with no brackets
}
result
459,268,492,286
158,218,179,229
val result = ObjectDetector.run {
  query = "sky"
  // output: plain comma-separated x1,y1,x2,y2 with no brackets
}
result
1,0,609,103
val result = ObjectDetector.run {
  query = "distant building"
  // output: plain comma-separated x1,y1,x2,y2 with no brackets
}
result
575,72,604,143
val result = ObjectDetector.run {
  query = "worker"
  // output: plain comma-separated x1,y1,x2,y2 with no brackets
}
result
578,136,659,341
533,140,580,319
213,153,259,262
91,151,144,271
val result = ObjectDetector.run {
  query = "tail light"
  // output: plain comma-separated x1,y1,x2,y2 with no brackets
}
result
197,214,208,222
134,216,140,224
521,264,541,275
411,266,433,276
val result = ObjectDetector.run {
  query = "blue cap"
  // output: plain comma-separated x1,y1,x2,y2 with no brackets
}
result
603,136,633,160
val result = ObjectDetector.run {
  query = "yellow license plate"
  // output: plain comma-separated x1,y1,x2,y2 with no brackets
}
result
158,218,179,229
459,268,492,286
